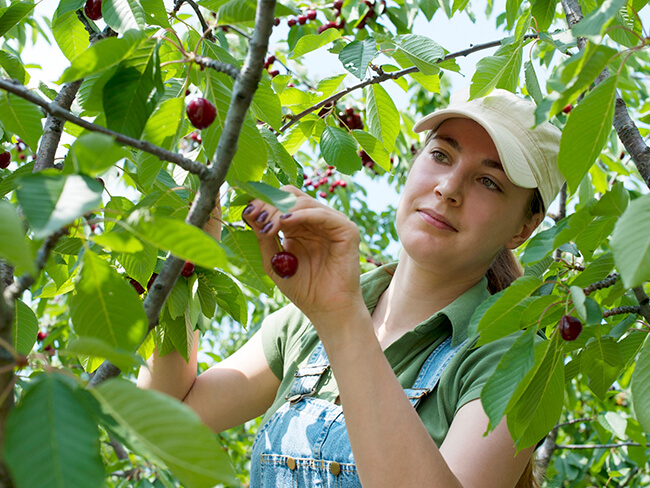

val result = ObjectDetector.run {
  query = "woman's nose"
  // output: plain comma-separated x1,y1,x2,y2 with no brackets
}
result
434,170,463,205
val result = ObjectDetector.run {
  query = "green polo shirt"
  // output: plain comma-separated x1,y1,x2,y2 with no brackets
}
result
260,263,523,447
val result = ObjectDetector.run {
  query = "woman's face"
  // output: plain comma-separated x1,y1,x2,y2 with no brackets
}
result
396,118,542,278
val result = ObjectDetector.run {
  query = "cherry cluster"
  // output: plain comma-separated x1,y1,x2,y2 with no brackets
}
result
302,165,347,199
357,0,385,29
319,0,345,33
338,107,363,131
285,9,318,27
264,55,280,78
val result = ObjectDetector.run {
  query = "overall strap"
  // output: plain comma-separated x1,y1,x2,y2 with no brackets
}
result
404,335,467,409
285,341,330,404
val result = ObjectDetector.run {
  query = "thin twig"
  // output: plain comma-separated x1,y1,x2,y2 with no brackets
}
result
172,0,216,42
555,441,650,449
193,54,240,79
603,305,640,318
279,33,539,133
0,78,210,179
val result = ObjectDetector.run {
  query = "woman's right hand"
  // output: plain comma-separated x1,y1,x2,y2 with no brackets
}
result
242,186,369,332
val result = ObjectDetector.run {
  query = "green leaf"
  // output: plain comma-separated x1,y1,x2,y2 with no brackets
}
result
592,181,629,217
530,0,558,31
93,231,144,253
481,327,537,431
233,181,297,214
524,60,543,105
137,97,185,190
251,81,283,131
0,1,34,38
581,336,623,399
568,252,615,288
93,379,237,487
0,49,27,84
631,338,650,433
52,10,90,62
12,299,38,355
3,373,104,488
558,76,617,192
394,34,444,75
116,240,157,287
129,214,229,271
197,278,217,318
58,30,144,83
103,0,146,33
507,334,565,449
140,0,170,27
320,126,362,175
62,337,146,373
70,251,148,354
221,229,275,295
470,41,523,98
351,129,391,172
365,83,399,153
103,38,160,139
215,0,258,24
0,91,43,151
16,173,103,239
201,76,267,184
572,0,627,36
291,28,342,59
168,279,189,320
70,133,129,176
259,127,299,185
205,271,248,325
611,193,650,288
338,38,377,80
570,286,587,322
474,276,542,346
0,200,35,275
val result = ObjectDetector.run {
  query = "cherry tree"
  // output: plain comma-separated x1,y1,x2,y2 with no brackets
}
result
0,0,650,486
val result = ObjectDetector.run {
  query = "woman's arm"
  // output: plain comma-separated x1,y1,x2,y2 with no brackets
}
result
244,187,533,487
137,196,282,432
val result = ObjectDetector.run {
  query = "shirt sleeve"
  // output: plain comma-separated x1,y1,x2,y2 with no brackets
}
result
260,303,312,381
453,332,546,415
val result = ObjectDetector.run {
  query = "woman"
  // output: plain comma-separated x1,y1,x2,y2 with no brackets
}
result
138,88,564,487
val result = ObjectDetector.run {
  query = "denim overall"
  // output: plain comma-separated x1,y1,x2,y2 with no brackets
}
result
250,335,465,487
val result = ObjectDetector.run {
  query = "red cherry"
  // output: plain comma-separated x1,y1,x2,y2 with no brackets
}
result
37,331,47,342
129,278,145,295
288,18,297,27
562,104,573,114
186,98,217,130
269,70,280,78
267,55,276,64
559,315,582,341
333,0,343,9
273,17,280,26
0,151,10,169
147,273,158,290
181,261,196,277
318,191,327,198
298,15,307,24
339,180,347,188
307,9,317,20
84,0,102,20
271,251,299,278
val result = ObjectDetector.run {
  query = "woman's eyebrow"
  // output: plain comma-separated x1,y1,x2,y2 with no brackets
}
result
431,134,461,152
482,159,505,172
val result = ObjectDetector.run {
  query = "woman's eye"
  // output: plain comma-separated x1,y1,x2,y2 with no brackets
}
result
480,177,500,191
430,150,447,162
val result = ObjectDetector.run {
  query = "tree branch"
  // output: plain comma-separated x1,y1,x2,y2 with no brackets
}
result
602,305,641,318
0,78,210,179
87,0,278,387
560,0,650,189
583,273,618,295
632,286,650,324
279,33,539,133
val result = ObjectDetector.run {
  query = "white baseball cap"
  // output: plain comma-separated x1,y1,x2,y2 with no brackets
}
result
412,88,564,212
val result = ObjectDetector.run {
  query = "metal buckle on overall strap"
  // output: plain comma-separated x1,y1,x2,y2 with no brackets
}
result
285,388,317,404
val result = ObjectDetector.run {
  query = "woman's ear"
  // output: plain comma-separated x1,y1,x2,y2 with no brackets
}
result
505,212,544,250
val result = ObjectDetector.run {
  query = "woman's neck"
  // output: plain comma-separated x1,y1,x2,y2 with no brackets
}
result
371,256,485,344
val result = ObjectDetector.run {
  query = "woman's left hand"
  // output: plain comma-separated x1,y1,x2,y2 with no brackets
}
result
243,186,368,330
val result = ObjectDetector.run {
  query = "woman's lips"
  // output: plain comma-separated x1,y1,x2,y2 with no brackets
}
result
417,209,458,232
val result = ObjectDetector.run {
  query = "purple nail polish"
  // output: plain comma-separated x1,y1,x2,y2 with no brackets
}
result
243,204,254,215
260,222,273,233
280,213,292,219
256,211,269,223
